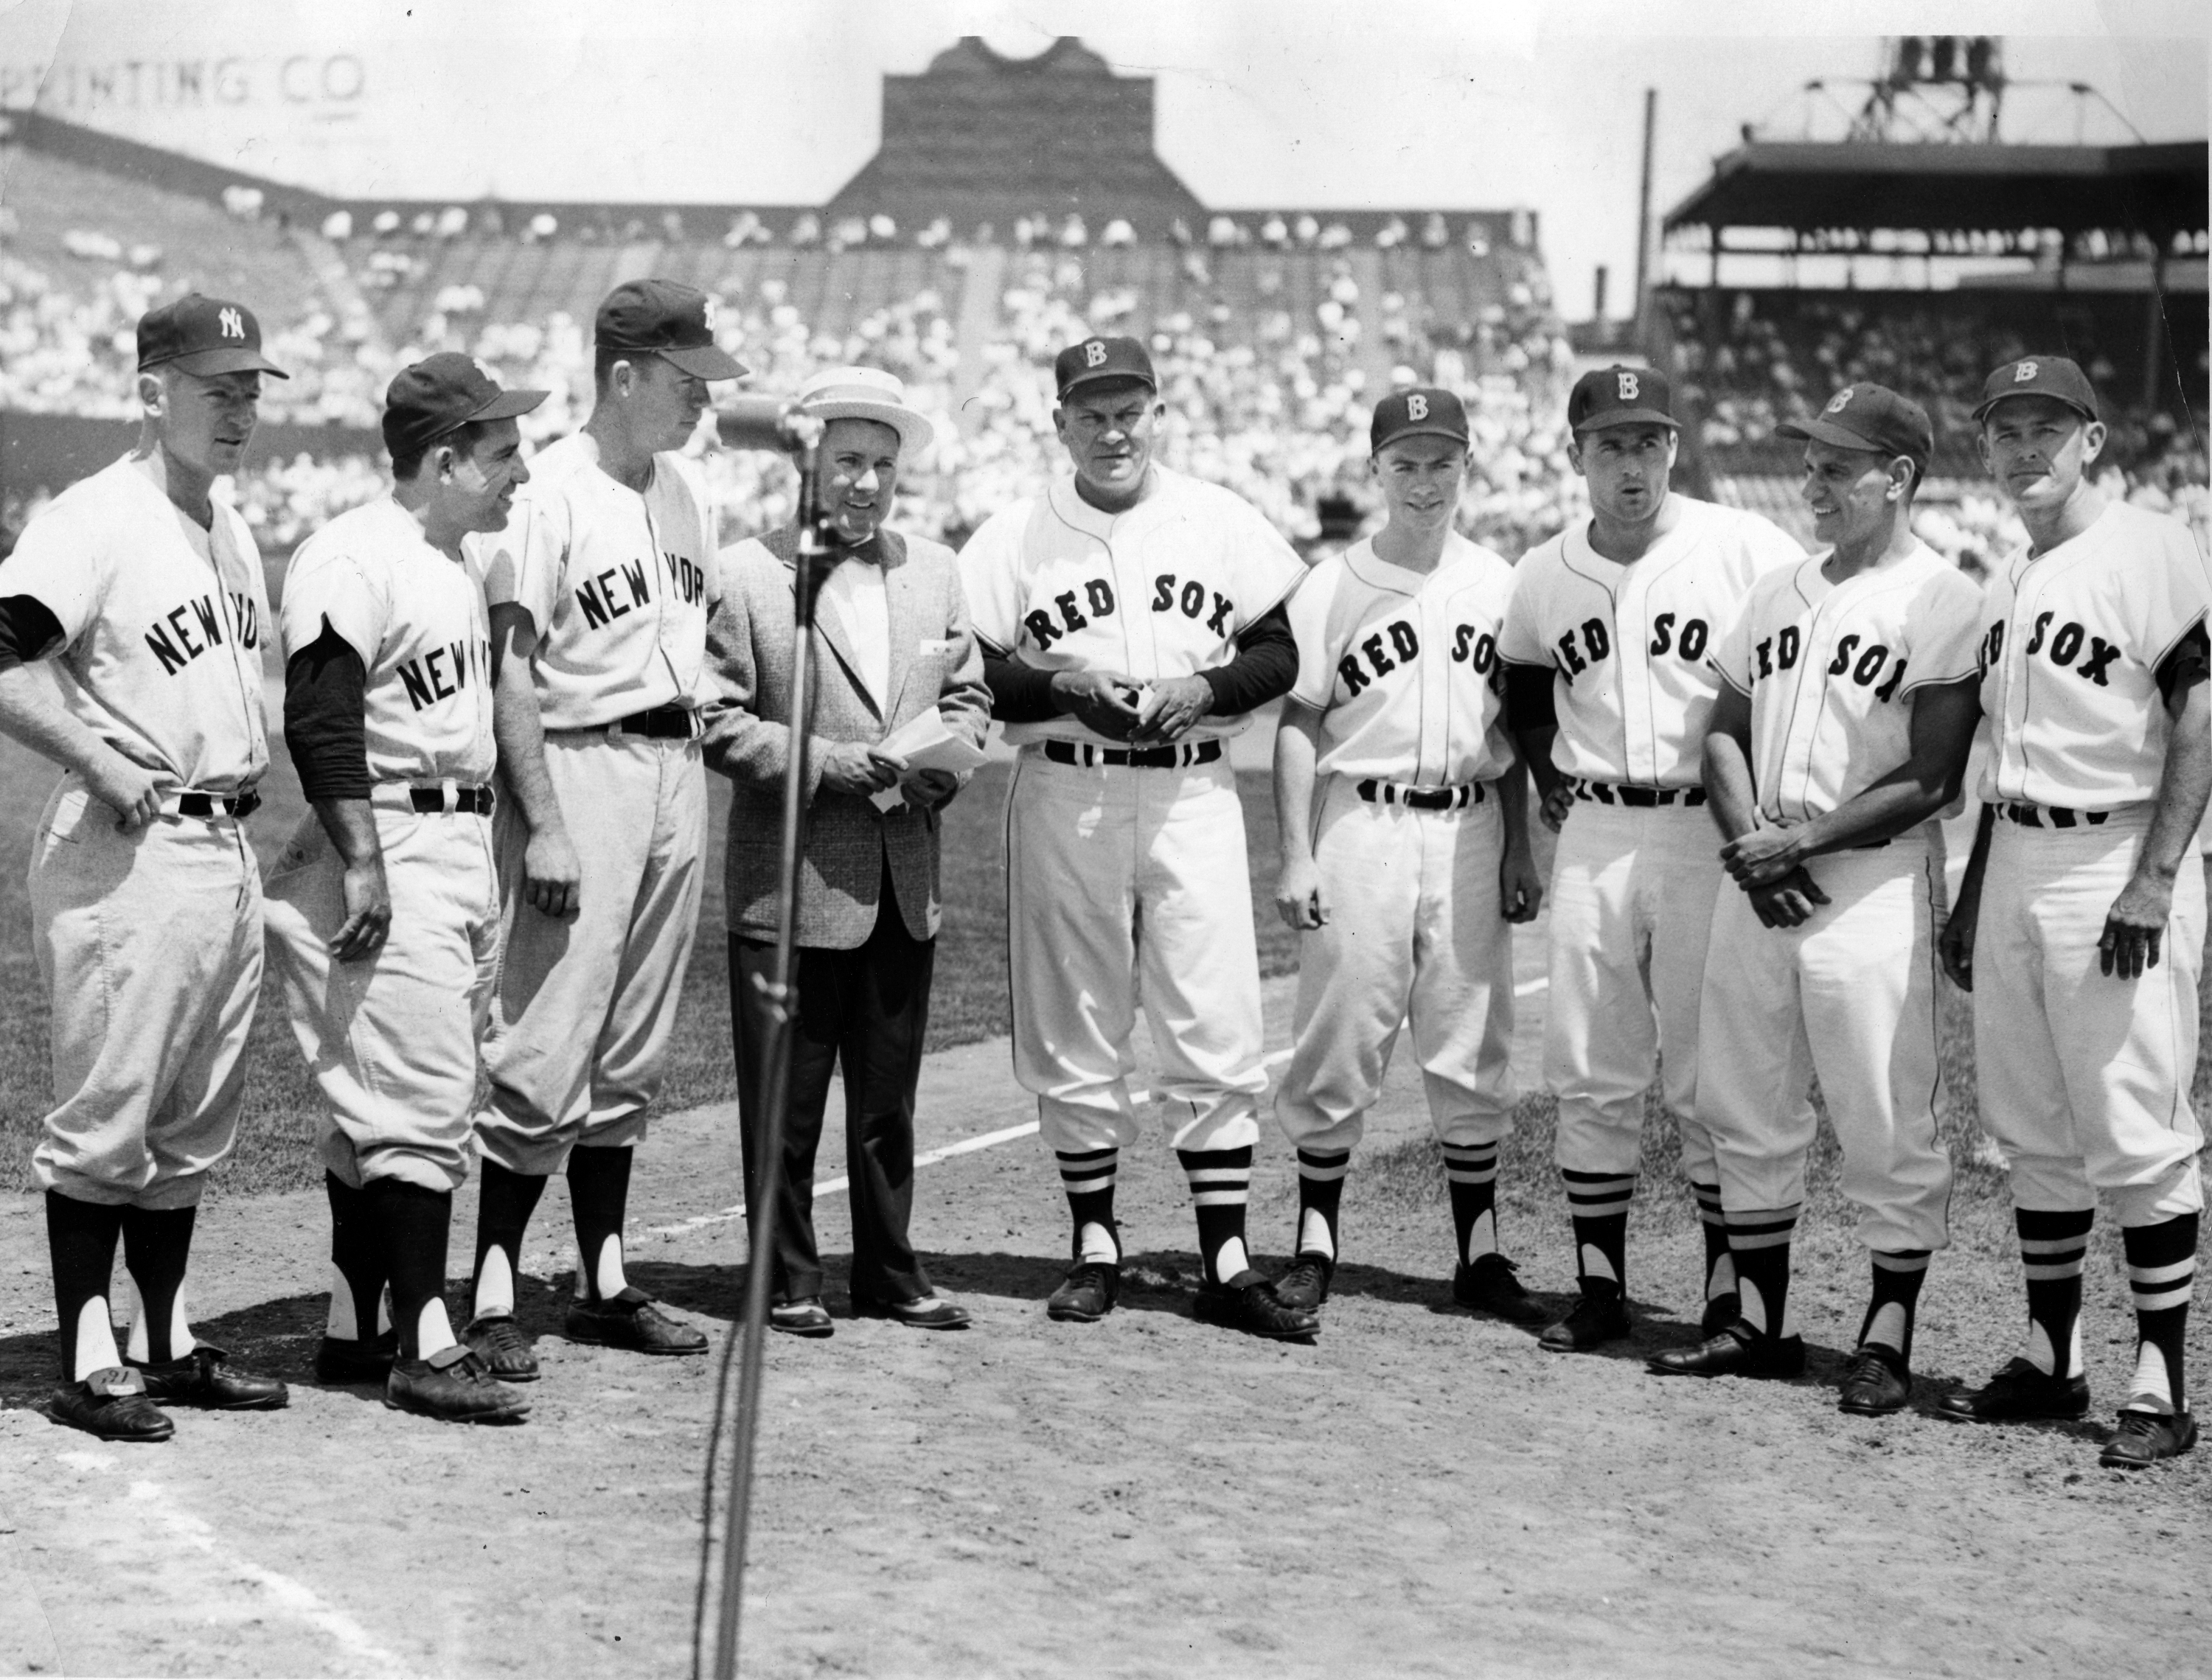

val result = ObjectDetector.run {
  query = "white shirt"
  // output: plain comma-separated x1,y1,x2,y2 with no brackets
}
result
474,433,720,730
1287,532,1517,786
821,555,891,707
1716,541,1983,824
0,454,269,795
281,497,497,787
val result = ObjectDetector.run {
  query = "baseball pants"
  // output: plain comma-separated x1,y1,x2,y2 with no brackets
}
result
1543,799,1722,1181
28,778,262,1208
1006,748,1267,1156
1973,807,2207,1225
264,801,501,1192
1276,778,1516,1153
1698,832,1953,1252
475,732,707,1176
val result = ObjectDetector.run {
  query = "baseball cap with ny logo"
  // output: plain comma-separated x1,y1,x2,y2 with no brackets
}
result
135,293,289,378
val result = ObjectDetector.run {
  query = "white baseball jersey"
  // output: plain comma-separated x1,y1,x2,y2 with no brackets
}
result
474,435,719,729
0,455,269,795
280,496,495,785
1716,542,1984,823
959,465,1305,745
1287,534,1516,785
1976,501,2212,809
1500,496,1804,787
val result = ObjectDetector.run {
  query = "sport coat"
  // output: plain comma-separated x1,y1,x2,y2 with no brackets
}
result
703,523,990,949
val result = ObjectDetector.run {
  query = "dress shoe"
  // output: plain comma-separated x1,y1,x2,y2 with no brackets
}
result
1193,1277,1319,1340
1837,1345,1912,1415
1272,1254,1334,1312
386,1345,531,1423
1453,1255,1548,1325
128,1344,288,1410
1647,1322,1805,1379
2099,1409,2198,1469
1936,1357,2091,1423
854,1293,972,1330
1539,1289,1631,1353
565,1287,709,1355
314,1331,399,1384
769,1298,834,1338
1046,1261,1119,1322
1700,1291,1742,1337
46,1367,173,1442
462,1314,541,1381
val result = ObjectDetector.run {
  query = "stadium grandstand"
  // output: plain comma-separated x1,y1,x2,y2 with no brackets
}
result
0,35,1578,563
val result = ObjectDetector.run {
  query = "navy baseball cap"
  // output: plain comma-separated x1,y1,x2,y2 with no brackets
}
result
1973,355,2100,424
136,293,288,378
1055,335,1156,400
1371,387,1470,453
595,279,750,380
1568,364,1674,432
383,353,549,461
1778,383,1934,475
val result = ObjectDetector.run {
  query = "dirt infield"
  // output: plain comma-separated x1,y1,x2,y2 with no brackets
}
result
3,971,2209,1680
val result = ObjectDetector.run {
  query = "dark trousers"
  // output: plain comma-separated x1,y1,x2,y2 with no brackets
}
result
729,882,936,1306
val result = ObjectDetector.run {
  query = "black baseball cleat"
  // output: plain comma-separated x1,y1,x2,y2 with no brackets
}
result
2099,1409,2199,1469
1936,1357,2091,1423
853,1293,972,1330
1453,1255,1548,1325
1837,1345,1912,1415
462,1314,541,1381
1539,1289,1631,1353
1700,1292,1742,1338
386,1345,532,1423
1194,1276,1319,1341
1647,1322,1806,1379
46,1367,174,1443
768,1297,835,1338
127,1344,288,1410
315,1331,400,1384
1272,1253,1335,1313
1046,1261,1119,1323
565,1288,709,1355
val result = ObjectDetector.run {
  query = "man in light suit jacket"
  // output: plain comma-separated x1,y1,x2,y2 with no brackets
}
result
704,367,990,1335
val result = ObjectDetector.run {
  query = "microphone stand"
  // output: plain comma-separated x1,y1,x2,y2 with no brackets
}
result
706,406,827,1680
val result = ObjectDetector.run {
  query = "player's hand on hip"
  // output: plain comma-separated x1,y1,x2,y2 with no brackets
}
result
523,826,582,918
1721,823,1801,888
818,742,904,796
1499,842,1544,923
89,759,163,832
1127,675,1214,744
1937,896,1979,991
1049,669,1144,741
1747,866,1828,929
1537,782,1573,833
1274,856,1328,931
331,856,392,963
2099,869,2174,980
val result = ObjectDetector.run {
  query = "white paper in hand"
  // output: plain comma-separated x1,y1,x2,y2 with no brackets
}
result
867,708,988,810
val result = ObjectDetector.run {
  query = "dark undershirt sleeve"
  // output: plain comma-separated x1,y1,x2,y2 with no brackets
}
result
1505,663,1557,732
1199,604,1297,717
981,649,1062,724
283,621,373,802
2156,621,2211,705
0,594,65,672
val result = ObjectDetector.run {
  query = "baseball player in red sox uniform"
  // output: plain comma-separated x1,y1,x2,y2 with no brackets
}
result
1938,356,2211,1468
959,335,1316,1339
1270,388,1547,1323
1650,383,1981,1414
264,354,547,1424
1501,364,1806,1353
0,294,289,1440
459,281,742,1379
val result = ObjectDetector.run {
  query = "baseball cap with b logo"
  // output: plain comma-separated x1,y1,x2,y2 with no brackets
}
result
382,352,549,463
1776,382,1934,476
135,293,289,378
1054,335,1157,400
595,278,750,380
1568,363,1674,432
1971,355,2099,424
1370,386,1471,453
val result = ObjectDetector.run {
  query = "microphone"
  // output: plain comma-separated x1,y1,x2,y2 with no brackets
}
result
717,397,824,455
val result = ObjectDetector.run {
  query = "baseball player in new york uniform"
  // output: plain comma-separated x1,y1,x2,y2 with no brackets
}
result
1501,364,1806,1353
1270,388,1546,1324
264,354,547,1424
460,281,743,1379
1938,357,2211,1469
1649,383,1981,1414
959,335,1316,1339
0,294,289,1440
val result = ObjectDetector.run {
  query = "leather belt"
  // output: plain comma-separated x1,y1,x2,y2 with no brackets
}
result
1357,779,1484,810
1998,802,2111,829
408,784,495,815
168,790,261,820
1571,777,1706,809
612,705,700,740
1043,739,1223,770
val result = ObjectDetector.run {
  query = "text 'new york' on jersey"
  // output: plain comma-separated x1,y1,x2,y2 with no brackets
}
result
956,465,1307,747
1498,496,1806,789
